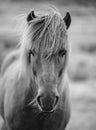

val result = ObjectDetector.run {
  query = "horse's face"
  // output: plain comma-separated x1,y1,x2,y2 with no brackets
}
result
29,48,67,112
27,10,71,112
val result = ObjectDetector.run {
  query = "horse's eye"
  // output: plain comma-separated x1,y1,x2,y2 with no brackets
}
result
59,69,63,77
29,49,36,56
29,49,36,62
58,49,66,57
33,68,37,76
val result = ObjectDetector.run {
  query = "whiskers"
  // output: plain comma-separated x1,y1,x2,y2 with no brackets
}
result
28,97,37,107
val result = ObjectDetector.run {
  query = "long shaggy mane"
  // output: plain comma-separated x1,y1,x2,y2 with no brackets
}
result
1,7,68,78
20,7,68,60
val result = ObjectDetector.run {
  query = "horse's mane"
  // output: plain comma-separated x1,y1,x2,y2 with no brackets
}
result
1,50,19,74
20,7,67,59
1,7,68,78
19,7,68,75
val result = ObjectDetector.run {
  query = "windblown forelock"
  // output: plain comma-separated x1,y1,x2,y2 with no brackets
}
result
28,9,68,60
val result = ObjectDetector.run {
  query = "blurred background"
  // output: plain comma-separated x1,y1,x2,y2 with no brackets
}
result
0,0,96,130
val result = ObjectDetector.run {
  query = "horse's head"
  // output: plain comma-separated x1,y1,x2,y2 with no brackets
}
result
20,8,71,112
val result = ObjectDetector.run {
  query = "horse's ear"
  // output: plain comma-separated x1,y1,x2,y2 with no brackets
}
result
63,12,71,29
27,10,36,24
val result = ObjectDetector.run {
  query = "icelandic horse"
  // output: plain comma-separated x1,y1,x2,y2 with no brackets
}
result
0,7,71,130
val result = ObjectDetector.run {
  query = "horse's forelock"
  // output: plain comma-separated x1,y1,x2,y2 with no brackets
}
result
31,11,67,59
20,8,67,61
19,7,68,77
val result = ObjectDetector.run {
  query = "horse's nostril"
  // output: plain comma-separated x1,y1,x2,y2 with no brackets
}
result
37,95,59,112
54,96,59,106
37,96,42,106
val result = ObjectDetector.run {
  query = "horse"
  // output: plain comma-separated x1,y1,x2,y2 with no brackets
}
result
0,7,71,130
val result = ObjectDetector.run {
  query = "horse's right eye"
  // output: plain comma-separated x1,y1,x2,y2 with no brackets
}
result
29,49,36,56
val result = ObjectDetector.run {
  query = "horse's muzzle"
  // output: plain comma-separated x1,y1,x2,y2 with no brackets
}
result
37,94,59,112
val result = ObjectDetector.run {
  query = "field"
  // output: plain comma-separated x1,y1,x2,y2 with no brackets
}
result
0,1,96,130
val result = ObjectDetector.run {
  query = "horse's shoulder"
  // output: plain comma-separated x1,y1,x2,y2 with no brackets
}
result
2,71,30,119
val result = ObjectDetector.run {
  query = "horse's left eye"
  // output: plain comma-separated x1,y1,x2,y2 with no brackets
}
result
58,49,66,57
59,69,63,77
29,49,36,62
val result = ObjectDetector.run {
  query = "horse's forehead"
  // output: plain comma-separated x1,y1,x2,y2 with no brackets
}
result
35,52,54,66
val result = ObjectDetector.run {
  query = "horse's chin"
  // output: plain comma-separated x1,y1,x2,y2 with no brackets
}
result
39,108,55,113
42,111,54,114
37,103,58,114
